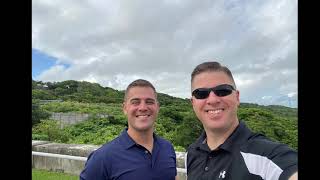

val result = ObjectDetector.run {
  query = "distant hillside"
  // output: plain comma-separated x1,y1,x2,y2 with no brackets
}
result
240,103,297,120
32,80,124,104
32,79,296,110
32,80,297,150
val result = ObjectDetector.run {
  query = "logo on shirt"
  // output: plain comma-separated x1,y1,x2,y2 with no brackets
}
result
218,170,226,179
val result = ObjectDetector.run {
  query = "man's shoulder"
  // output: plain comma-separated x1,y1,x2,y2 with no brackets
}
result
186,141,199,152
92,136,122,157
240,134,296,157
186,134,204,152
239,134,297,178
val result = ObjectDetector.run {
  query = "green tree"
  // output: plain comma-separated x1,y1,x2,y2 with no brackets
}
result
32,100,50,126
172,114,203,149
32,89,56,100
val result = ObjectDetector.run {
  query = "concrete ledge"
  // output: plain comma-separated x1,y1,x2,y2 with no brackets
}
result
32,151,187,179
32,140,187,179
32,153,85,175
176,151,186,169
32,140,100,157
32,140,186,168
32,140,50,146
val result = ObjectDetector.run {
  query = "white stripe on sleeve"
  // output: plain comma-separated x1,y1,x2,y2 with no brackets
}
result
240,152,283,180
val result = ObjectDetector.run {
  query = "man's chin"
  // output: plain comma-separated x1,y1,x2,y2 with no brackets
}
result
135,125,153,132
204,122,226,130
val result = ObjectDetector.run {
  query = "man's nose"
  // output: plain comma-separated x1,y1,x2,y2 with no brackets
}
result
138,102,148,110
206,91,221,104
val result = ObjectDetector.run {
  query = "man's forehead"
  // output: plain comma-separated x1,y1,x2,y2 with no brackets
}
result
127,86,155,94
126,87,157,99
129,97,156,101
192,72,232,85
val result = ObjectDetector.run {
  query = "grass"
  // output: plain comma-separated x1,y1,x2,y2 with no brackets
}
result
32,169,78,180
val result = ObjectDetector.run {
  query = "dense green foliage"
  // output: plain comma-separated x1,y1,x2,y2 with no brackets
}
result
32,80,298,151
32,99,51,126
32,80,124,103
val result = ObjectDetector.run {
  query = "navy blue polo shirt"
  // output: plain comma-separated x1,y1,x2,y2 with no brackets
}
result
186,121,297,180
80,128,177,180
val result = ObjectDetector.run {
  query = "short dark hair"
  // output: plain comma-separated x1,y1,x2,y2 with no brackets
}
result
124,79,157,101
191,61,236,88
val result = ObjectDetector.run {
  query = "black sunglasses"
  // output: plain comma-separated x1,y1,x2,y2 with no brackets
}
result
192,84,235,99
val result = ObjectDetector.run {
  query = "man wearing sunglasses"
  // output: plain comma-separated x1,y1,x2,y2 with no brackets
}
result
186,61,297,180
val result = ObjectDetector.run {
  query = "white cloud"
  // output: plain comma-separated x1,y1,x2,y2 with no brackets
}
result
288,92,297,98
33,0,297,107
37,65,68,82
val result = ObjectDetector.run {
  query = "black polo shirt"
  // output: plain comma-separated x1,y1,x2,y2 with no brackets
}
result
80,128,177,180
186,121,297,180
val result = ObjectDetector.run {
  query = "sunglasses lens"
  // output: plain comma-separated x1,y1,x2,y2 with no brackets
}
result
192,89,210,99
214,84,234,97
214,89,232,97
192,84,235,99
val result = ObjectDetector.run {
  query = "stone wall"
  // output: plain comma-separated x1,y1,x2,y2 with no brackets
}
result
50,112,110,128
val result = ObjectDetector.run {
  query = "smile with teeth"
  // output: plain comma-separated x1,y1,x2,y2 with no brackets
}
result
206,109,223,114
136,115,150,117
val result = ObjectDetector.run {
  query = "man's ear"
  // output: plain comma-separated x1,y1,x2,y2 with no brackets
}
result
190,97,194,105
156,101,160,110
236,90,240,106
122,102,127,115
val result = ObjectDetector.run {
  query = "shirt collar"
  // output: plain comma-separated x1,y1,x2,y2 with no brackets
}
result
119,128,136,149
193,121,253,152
219,121,252,151
119,128,159,150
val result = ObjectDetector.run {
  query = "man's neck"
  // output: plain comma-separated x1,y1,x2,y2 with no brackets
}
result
127,128,154,152
205,120,239,151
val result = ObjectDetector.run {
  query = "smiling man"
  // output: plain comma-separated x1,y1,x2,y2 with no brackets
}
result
80,79,177,180
186,61,297,180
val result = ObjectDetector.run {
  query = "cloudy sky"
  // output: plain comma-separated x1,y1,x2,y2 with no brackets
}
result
32,0,297,108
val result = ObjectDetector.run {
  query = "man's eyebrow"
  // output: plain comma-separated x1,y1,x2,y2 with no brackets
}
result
129,98,140,102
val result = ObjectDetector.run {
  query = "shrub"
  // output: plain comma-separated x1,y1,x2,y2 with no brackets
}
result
32,134,49,141
32,100,51,126
32,120,69,143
